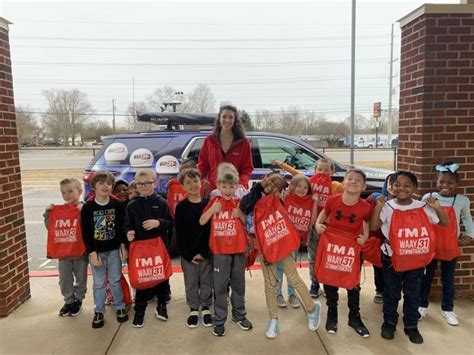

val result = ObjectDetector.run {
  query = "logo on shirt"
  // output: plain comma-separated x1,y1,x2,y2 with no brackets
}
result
335,210,357,223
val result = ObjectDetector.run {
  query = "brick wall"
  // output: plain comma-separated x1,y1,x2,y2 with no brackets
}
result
0,18,30,316
398,10,474,299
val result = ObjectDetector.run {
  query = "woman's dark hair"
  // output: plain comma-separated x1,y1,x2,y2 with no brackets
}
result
436,161,459,182
213,105,246,140
389,170,418,186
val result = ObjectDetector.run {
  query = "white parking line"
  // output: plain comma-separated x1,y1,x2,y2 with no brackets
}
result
44,265,56,269
26,221,44,224
39,259,51,268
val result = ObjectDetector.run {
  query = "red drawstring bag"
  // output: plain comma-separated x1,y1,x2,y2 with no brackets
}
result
361,236,382,267
389,206,436,272
284,193,314,243
254,194,301,264
47,205,86,259
207,197,248,255
128,237,173,290
309,173,332,209
245,237,259,268
166,179,187,218
120,274,133,306
433,205,461,261
315,228,361,289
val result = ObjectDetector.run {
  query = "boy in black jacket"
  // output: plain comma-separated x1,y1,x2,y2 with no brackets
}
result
81,171,129,329
125,168,173,328
175,168,213,328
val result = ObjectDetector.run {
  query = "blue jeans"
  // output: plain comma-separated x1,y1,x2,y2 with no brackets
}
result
90,249,125,314
382,254,424,329
275,250,298,296
419,258,457,311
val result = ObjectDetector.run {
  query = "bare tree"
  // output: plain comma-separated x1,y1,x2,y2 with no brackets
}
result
16,106,40,143
125,101,155,132
316,118,350,147
42,89,93,146
185,83,216,113
145,86,182,112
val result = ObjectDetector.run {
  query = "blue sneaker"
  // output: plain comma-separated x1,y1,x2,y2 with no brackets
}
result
265,318,279,339
308,302,322,331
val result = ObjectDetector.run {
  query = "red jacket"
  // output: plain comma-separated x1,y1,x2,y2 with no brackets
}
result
197,134,254,190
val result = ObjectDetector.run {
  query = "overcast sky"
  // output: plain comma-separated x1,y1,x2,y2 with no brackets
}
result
1,0,460,126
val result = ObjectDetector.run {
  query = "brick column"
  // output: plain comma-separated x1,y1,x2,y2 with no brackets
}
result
0,17,30,316
398,4,474,299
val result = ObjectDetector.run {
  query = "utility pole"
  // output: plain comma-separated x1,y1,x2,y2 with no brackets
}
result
112,99,116,134
132,77,136,115
387,23,394,147
350,0,356,165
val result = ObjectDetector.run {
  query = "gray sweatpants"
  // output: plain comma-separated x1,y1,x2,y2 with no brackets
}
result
307,228,320,283
213,253,246,326
58,256,88,304
181,257,213,310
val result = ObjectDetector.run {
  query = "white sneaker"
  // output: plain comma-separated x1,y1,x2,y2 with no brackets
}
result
289,294,301,309
276,294,287,308
441,311,459,326
308,302,322,331
265,318,279,339
418,307,428,320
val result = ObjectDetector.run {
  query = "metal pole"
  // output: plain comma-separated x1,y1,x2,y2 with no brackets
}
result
350,0,356,165
112,99,116,134
388,23,394,148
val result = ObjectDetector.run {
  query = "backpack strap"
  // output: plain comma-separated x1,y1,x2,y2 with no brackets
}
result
452,194,457,207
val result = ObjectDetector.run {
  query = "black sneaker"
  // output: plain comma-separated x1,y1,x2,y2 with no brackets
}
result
132,312,145,328
155,304,168,321
69,300,83,317
326,307,338,334
404,328,423,344
348,317,370,337
309,282,322,298
187,310,199,328
232,317,253,331
92,312,104,329
213,324,226,337
202,309,213,327
59,303,72,317
116,309,129,323
381,322,396,340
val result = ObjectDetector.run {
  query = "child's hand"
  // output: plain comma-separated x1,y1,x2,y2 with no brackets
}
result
357,235,367,245
76,202,83,211
212,200,222,213
192,253,204,264
127,230,136,241
270,159,283,166
143,219,160,230
232,208,243,219
375,195,387,206
120,244,128,261
459,235,473,246
425,197,440,208
89,252,102,267
316,223,327,235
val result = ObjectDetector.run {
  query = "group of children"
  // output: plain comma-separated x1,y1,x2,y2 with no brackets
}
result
44,157,472,343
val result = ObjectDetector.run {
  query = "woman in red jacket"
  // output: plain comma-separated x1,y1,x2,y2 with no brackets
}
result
198,105,254,191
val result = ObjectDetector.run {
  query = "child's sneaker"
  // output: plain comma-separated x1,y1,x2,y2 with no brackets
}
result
132,313,145,328
309,282,322,298
213,324,226,337
276,294,287,308
441,311,459,326
116,309,129,323
308,302,321,331
69,300,82,317
381,322,396,340
186,310,199,328
232,317,253,331
155,304,168,321
265,318,279,339
348,317,370,337
418,307,428,320
92,312,104,329
373,292,383,304
59,303,72,317
404,328,423,344
289,294,300,309
326,307,337,333
202,309,213,327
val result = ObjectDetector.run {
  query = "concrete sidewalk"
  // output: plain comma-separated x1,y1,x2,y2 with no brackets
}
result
1,267,472,355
